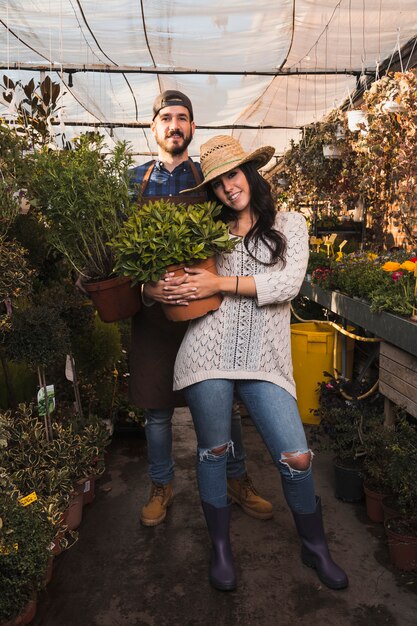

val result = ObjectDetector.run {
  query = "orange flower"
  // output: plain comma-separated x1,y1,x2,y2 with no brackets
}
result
381,261,401,272
400,260,416,272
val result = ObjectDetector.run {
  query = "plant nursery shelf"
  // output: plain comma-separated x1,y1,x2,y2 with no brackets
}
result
300,280,417,357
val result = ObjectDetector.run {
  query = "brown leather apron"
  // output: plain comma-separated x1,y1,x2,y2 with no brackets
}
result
129,160,207,408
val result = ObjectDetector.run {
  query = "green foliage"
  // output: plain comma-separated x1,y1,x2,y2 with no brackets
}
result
9,213,60,286
4,304,70,369
1,75,67,149
278,111,361,219
0,404,111,536
311,250,417,317
306,251,331,275
0,119,32,237
27,132,135,280
362,424,396,493
311,374,385,464
0,237,34,334
110,199,239,284
383,414,417,527
0,474,53,622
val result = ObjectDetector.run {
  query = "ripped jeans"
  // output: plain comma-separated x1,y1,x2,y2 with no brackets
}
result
184,379,316,513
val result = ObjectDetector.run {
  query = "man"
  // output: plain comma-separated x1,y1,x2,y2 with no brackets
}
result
129,90,273,526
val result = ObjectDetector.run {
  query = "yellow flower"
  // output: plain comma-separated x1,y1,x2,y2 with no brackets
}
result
399,260,416,272
367,252,378,260
381,261,401,272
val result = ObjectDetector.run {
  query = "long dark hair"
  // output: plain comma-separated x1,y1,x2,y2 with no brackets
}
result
207,161,287,266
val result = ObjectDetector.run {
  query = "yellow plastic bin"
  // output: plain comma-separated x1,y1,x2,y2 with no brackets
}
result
290,322,354,425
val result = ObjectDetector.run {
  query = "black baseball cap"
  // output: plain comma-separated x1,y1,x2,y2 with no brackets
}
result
152,90,194,121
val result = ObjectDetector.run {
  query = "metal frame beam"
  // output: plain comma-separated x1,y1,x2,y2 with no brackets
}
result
0,62,367,78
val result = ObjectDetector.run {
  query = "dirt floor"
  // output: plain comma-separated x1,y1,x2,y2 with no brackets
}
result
32,408,416,626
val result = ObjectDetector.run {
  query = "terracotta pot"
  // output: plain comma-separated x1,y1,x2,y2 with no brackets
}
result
162,257,223,322
364,483,389,523
44,555,54,585
84,275,141,323
384,518,417,571
381,496,401,522
333,460,364,502
62,491,84,531
76,475,96,506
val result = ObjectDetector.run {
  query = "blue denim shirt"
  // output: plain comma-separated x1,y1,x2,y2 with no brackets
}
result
129,159,203,198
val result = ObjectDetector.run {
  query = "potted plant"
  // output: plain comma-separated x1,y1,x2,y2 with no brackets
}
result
362,424,396,522
383,414,417,571
311,374,384,502
109,199,239,321
0,472,54,626
27,132,141,322
311,250,417,320
4,304,71,441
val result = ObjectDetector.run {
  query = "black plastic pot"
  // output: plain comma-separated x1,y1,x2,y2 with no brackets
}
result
333,460,364,502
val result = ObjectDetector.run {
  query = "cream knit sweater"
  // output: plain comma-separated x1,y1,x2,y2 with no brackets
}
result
173,211,309,398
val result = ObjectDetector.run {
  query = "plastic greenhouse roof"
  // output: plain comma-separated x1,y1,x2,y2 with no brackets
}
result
1,0,417,167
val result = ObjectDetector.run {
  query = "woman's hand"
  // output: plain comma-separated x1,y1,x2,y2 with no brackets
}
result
163,267,219,304
143,271,192,306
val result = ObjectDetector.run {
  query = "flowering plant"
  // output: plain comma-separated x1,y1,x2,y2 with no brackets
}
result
311,250,417,317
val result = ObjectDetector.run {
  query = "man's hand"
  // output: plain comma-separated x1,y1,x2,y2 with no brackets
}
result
75,274,88,295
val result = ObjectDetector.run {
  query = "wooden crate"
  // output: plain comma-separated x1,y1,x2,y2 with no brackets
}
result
379,341,417,425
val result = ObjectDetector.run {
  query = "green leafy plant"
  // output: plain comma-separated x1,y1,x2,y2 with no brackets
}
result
0,238,34,334
383,413,417,534
0,405,111,548
0,117,32,234
110,199,239,284
27,132,135,280
1,74,67,149
311,250,417,317
278,110,361,223
0,472,53,623
4,304,70,370
310,373,384,466
362,424,396,493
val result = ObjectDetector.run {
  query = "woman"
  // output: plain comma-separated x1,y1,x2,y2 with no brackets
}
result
164,135,348,592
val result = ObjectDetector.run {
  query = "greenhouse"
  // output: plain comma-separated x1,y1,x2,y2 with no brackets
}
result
0,2,416,625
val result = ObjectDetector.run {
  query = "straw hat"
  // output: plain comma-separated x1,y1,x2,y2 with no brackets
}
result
181,135,275,192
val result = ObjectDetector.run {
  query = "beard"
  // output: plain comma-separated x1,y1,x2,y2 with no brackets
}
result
155,128,193,156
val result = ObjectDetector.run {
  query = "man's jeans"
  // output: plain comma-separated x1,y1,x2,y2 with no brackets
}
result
184,379,316,513
144,406,246,485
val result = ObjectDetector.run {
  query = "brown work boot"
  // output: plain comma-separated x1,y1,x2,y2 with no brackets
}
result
227,474,273,520
140,482,174,526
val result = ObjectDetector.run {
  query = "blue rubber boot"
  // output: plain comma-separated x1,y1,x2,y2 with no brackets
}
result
201,500,237,591
291,496,349,590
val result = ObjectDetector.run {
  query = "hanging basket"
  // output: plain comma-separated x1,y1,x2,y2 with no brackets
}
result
381,99,404,114
347,110,368,132
84,275,141,323
323,144,343,159
162,257,222,322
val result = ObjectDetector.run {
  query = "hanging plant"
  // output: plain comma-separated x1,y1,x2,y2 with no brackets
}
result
279,110,361,224
354,70,417,247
